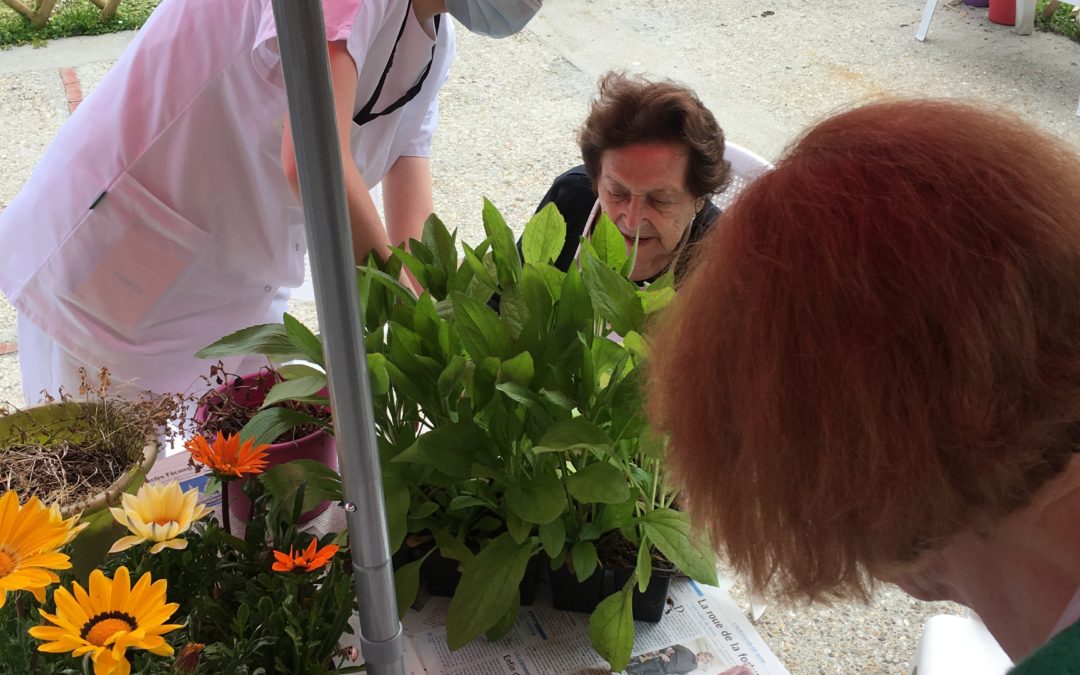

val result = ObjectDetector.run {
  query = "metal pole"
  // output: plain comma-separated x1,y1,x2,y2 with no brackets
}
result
269,1,404,673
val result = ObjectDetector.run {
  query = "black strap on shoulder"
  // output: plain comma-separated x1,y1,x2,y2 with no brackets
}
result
353,1,440,127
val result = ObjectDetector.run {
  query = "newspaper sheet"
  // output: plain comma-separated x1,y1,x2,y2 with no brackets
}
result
401,579,790,675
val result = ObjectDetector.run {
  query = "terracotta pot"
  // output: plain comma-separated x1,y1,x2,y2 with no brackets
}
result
195,371,336,523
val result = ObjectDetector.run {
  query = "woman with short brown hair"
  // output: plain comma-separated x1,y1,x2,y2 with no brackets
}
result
647,99,1080,671
535,72,730,283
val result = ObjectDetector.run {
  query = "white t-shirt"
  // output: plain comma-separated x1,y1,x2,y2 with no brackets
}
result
0,0,454,392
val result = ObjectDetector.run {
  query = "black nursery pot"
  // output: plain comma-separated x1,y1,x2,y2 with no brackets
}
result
421,549,543,606
421,548,462,597
610,568,674,623
519,555,542,606
550,562,604,614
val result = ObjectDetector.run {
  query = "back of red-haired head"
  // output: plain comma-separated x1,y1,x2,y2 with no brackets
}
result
648,99,1080,600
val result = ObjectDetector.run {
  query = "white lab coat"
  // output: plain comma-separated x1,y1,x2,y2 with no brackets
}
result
0,0,455,398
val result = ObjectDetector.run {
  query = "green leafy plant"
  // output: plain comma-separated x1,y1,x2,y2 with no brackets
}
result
361,201,718,670
184,198,718,670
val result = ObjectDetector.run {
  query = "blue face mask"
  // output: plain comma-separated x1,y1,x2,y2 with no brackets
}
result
445,0,542,38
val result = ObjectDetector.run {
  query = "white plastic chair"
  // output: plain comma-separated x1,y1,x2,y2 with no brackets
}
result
909,613,1014,675
915,0,1079,117
715,141,774,211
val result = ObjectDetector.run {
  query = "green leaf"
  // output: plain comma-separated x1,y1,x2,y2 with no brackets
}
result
451,291,512,360
239,408,329,446
622,331,649,360
485,591,521,643
409,501,440,519
422,213,459,282
636,539,653,593
260,459,343,514
461,242,498,293
591,213,629,272
437,355,467,401
391,245,433,293
283,312,324,367
433,528,475,562
639,508,719,586
506,468,565,524
507,509,532,544
533,418,613,453
580,243,645,336
588,576,636,671
498,352,534,387
394,556,426,619
196,323,306,361
538,518,566,559
446,533,535,650
498,284,530,341
495,383,554,428
357,264,418,310
571,540,599,581
517,265,555,331
392,424,497,479
640,284,676,315
595,499,636,534
448,495,489,512
276,363,325,380
579,522,601,540
367,352,391,397
566,462,631,505
555,264,594,334
260,375,327,409
521,202,567,265
482,198,522,288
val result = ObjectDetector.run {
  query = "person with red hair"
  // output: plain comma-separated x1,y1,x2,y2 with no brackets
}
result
647,99,1080,672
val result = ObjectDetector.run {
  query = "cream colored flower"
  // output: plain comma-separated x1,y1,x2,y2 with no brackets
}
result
109,482,210,555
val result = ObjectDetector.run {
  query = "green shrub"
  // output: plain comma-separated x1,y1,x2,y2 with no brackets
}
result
0,0,158,48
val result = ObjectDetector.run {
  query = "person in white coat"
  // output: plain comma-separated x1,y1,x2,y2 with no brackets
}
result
0,0,542,402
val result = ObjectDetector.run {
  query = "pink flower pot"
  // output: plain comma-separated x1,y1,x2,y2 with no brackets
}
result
195,371,337,523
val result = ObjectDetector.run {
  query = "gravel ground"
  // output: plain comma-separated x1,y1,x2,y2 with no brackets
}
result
2,2,1077,671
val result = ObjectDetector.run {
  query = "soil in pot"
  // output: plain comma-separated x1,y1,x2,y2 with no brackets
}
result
597,531,679,623
196,369,329,443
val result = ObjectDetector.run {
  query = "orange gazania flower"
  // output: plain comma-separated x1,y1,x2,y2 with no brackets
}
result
272,538,340,573
184,433,269,478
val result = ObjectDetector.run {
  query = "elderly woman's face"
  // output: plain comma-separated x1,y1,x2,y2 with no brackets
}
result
596,142,700,281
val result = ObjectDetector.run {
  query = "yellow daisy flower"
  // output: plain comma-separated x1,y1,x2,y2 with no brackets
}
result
0,490,85,608
108,482,211,555
30,566,181,675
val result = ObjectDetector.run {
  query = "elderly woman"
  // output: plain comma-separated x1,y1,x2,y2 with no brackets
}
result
647,99,1080,671
535,72,730,283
